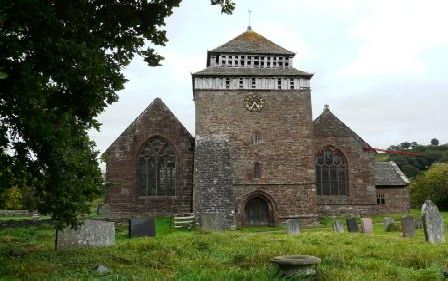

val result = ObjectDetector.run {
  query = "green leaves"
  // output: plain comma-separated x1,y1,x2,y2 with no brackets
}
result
0,0,182,229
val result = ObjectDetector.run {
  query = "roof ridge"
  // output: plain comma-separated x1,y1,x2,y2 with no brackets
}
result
313,107,371,148
104,98,193,157
209,29,295,55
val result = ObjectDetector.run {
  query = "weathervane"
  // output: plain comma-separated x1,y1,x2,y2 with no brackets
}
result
248,9,252,30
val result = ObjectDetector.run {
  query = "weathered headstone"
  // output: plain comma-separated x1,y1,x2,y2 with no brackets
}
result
401,215,416,237
346,218,359,232
384,217,396,232
414,217,423,229
422,200,445,243
56,219,115,250
332,220,344,233
285,219,300,235
361,218,373,234
200,213,226,231
128,218,155,238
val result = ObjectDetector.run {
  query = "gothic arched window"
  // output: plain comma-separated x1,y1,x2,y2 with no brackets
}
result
137,137,176,196
315,146,348,196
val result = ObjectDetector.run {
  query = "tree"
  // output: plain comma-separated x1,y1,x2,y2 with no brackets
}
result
410,163,448,209
0,0,234,229
431,138,439,146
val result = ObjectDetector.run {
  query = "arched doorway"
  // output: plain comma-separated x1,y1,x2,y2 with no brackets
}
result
244,196,273,226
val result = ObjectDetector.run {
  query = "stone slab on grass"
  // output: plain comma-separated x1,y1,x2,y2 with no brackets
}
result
129,218,156,238
56,219,115,251
422,200,445,243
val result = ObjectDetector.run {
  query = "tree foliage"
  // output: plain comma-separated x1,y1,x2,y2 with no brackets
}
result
381,141,448,178
0,0,234,229
410,163,448,209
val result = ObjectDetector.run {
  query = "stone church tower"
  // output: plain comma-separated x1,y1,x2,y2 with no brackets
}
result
102,27,410,225
192,27,318,228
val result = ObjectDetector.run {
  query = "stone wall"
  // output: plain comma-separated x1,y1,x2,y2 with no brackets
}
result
375,186,410,214
313,108,378,216
193,135,236,228
194,89,317,226
103,98,194,218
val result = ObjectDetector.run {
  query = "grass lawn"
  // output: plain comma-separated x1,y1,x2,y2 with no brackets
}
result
1,211,448,280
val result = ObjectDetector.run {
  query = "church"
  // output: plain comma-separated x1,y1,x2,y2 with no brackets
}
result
102,28,410,228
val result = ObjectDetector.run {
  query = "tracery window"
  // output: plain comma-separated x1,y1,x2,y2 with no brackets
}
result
315,146,348,196
137,137,176,196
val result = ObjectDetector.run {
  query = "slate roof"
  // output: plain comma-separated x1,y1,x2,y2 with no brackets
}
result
192,67,313,78
209,29,295,55
375,162,410,186
313,106,371,148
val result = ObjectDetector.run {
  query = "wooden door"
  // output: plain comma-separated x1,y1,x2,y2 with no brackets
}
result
244,197,271,226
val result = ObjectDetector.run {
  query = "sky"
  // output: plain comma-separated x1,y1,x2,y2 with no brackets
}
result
89,0,448,157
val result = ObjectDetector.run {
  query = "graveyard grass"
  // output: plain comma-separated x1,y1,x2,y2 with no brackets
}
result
1,212,448,280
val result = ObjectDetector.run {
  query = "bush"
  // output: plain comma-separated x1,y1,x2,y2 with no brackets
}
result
2,187,24,210
410,163,448,209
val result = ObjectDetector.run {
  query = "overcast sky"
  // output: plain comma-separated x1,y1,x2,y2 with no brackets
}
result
89,0,448,156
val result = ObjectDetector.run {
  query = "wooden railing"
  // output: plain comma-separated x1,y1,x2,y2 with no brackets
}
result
171,213,195,229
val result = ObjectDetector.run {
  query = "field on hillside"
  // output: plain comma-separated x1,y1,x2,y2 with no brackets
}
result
1,212,448,280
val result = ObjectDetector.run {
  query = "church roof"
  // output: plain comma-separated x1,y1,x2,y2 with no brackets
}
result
192,66,313,77
375,161,409,186
313,106,371,148
209,29,295,55
104,98,193,159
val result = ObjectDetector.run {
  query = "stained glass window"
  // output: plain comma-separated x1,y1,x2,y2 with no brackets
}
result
316,146,348,196
137,137,176,196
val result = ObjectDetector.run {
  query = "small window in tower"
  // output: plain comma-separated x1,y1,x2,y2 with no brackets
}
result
254,56,259,67
251,78,256,88
225,78,230,89
277,78,282,89
239,78,244,89
254,162,261,179
253,131,261,144
377,193,386,204
290,78,294,89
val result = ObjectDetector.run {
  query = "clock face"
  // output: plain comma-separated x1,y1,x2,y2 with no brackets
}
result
244,94,265,112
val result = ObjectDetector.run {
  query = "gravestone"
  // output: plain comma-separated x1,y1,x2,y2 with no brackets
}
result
346,218,359,232
285,219,300,235
401,215,416,237
384,217,396,232
129,218,156,238
56,219,115,250
414,217,423,229
422,200,445,243
200,213,226,231
332,220,344,233
361,218,373,234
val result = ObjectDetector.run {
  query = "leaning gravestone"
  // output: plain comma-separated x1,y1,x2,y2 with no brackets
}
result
361,218,373,234
422,200,445,243
200,213,226,231
285,219,300,235
56,219,115,251
346,218,359,232
129,218,156,238
332,220,344,233
384,217,396,232
401,215,416,237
